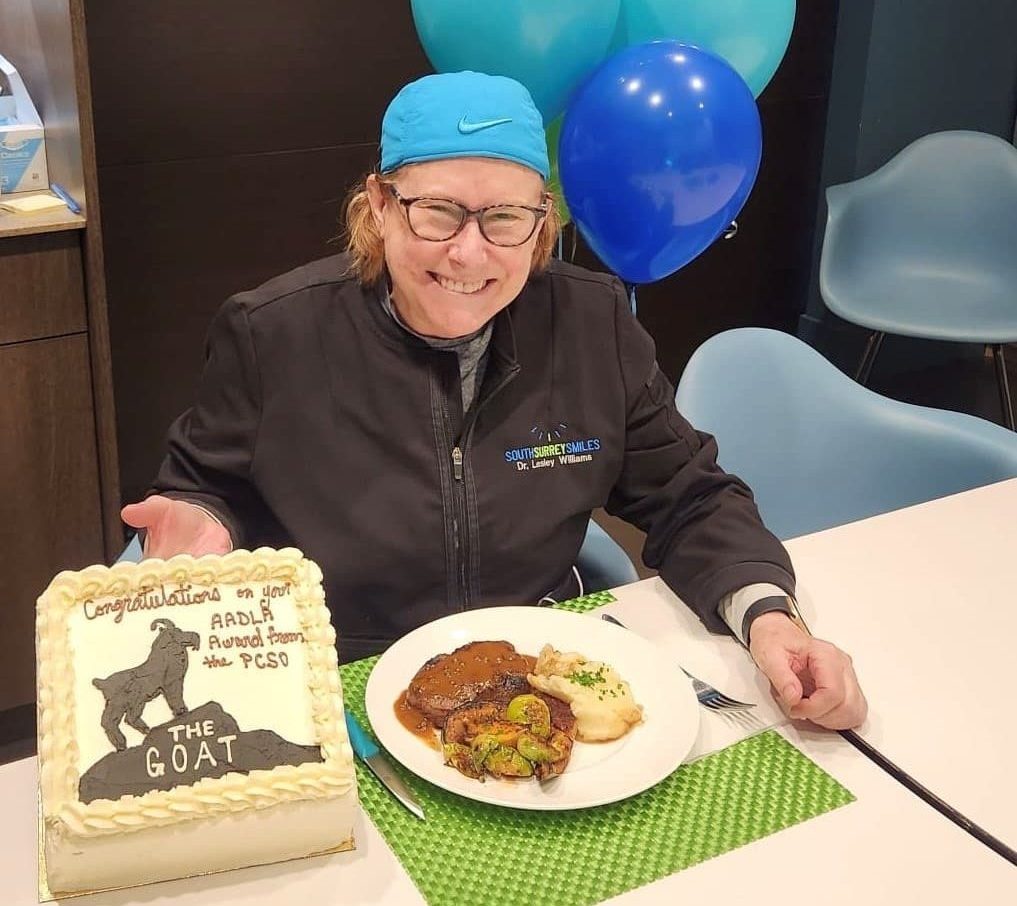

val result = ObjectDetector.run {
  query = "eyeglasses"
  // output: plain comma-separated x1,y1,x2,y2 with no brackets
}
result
381,182,549,247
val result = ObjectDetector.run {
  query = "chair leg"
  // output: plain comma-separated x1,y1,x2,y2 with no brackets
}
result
990,344,1016,431
855,331,885,386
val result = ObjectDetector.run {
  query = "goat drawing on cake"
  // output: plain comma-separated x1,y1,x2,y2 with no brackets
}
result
92,618,201,751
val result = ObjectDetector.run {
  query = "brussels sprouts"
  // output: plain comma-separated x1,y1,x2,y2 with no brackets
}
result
505,694,551,738
483,745,534,778
443,742,483,779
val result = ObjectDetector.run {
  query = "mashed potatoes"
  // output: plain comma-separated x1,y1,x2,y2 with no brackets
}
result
528,645,643,742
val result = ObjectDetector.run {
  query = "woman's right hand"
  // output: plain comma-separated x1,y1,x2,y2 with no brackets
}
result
121,495,232,559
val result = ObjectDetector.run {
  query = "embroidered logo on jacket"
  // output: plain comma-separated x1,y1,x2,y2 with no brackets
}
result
504,423,601,472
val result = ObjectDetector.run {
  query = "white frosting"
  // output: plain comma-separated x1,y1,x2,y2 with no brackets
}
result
36,548,359,895
44,788,358,895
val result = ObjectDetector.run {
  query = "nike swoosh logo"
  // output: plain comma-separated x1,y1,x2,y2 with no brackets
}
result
458,116,513,134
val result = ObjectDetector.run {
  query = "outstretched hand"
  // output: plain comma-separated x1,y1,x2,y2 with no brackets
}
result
748,612,867,730
121,495,232,559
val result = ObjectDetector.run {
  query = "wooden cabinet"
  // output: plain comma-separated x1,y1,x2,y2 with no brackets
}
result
0,0,119,722
0,333,105,709
0,232,87,341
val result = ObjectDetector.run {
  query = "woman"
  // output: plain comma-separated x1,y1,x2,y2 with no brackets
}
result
123,71,866,730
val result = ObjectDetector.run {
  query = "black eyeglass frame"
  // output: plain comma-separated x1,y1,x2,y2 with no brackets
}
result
380,181,550,247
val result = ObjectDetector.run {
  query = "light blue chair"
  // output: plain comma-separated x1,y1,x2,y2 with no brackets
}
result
819,130,1017,429
675,327,1017,540
577,519,639,592
116,520,638,591
116,534,143,563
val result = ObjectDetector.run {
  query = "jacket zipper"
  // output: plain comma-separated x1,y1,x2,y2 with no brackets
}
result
451,445,467,608
443,363,520,611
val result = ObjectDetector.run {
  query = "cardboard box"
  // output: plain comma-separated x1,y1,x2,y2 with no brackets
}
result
0,52,48,194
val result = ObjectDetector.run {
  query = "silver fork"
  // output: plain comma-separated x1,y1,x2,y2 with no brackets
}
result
600,613,761,720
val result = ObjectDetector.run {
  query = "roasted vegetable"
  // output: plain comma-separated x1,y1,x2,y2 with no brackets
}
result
516,730,561,763
533,730,574,781
469,733,502,770
442,701,504,746
440,681,577,782
470,720,523,747
483,745,534,778
443,742,483,779
504,694,551,738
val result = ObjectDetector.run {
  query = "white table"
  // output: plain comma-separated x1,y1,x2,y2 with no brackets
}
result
5,566,1016,904
4,722,1012,906
785,477,1017,848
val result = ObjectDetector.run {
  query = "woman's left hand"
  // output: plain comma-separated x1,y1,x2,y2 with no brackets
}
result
748,612,868,730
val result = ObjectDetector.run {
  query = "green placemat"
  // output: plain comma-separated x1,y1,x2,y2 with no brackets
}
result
341,602,855,905
551,589,620,613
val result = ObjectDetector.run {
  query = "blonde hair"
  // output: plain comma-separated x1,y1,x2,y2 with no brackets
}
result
343,170,563,285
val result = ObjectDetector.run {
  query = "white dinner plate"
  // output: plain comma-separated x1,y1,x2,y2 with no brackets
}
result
364,605,699,810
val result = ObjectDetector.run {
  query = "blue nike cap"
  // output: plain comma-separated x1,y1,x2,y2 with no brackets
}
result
380,71,549,179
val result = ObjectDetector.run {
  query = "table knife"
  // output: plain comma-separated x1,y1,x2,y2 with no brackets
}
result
344,708,425,821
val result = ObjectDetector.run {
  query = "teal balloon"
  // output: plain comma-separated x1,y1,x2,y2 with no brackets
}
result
410,0,622,122
615,0,796,97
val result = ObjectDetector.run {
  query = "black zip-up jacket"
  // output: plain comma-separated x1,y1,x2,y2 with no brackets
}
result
151,254,795,661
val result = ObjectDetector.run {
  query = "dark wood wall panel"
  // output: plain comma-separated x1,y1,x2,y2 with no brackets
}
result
0,335,104,710
99,144,379,504
84,0,431,165
0,232,86,343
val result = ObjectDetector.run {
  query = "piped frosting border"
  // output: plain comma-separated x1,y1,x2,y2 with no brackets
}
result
36,547,356,839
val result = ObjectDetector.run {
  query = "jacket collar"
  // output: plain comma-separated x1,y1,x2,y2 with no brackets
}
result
489,303,519,373
361,267,521,372
361,275,434,351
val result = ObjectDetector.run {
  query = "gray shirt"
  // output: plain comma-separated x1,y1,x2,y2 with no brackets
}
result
380,287,492,412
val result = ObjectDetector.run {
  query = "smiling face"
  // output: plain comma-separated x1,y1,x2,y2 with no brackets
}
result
366,158,546,338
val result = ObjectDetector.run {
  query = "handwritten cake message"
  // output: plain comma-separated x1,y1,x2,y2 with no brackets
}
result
203,582,305,671
74,578,321,796
143,712,236,780
82,581,306,674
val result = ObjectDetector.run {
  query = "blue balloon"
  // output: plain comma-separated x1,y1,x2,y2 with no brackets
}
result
560,42,762,284
615,0,796,97
410,0,621,123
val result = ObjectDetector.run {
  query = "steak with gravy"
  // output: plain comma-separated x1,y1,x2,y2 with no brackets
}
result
406,640,536,726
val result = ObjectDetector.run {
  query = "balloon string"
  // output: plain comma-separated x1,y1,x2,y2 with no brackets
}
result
625,283,638,317
554,223,578,263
